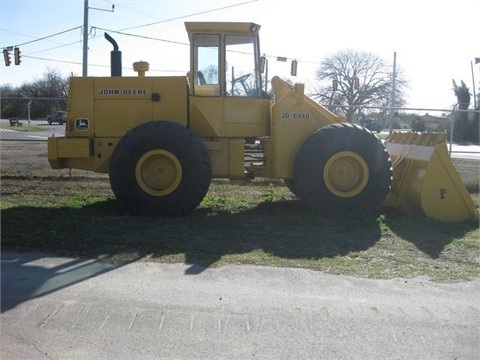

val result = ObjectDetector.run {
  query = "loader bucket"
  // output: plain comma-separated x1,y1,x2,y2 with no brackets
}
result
383,132,476,223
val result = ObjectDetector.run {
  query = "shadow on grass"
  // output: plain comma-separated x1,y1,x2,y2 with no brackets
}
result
2,199,382,270
382,207,479,259
3,199,476,268
2,198,476,311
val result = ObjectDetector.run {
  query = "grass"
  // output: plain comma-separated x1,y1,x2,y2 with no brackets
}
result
0,124,44,132
1,177,479,282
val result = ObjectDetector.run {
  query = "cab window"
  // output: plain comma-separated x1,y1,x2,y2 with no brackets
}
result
226,35,260,97
193,34,220,96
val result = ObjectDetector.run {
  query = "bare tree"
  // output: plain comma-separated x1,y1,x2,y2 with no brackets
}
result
19,68,69,98
311,50,407,122
1,68,69,119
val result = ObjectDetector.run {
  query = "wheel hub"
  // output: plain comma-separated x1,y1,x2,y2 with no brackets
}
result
135,149,182,196
323,151,369,198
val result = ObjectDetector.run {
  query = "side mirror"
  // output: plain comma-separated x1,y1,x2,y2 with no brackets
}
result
260,56,266,73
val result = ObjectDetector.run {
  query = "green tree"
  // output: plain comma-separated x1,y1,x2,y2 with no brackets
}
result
311,50,407,122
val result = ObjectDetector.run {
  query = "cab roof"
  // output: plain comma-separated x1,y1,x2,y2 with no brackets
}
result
185,22,261,38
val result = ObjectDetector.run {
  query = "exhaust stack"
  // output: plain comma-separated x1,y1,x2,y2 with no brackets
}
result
104,32,122,77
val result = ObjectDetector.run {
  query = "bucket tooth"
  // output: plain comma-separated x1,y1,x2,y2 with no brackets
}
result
383,132,476,223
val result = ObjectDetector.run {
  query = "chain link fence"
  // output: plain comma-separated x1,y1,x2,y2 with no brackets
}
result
1,97,479,191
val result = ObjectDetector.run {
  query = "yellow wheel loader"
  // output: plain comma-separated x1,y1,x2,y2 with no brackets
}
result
47,22,475,222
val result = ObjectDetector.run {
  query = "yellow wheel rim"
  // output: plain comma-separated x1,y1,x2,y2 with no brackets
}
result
135,149,182,196
323,151,369,198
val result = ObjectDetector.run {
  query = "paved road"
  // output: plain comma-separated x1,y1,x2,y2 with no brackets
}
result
1,251,479,360
0,120,64,141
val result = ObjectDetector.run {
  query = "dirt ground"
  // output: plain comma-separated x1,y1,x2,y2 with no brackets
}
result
1,140,479,193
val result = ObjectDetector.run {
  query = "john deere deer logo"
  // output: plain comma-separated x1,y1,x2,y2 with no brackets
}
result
75,118,89,131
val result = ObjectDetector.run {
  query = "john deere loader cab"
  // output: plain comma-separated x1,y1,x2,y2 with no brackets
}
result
186,22,270,142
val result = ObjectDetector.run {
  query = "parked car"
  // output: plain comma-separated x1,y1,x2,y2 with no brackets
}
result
358,118,382,133
47,111,67,125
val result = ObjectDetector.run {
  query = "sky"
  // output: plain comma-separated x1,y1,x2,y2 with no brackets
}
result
1,0,479,113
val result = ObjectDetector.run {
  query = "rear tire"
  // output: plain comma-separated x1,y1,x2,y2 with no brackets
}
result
293,123,392,215
109,121,211,216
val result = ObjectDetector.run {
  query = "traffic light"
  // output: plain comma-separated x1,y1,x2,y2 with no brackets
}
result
14,47,21,65
354,77,360,90
290,59,297,76
3,49,11,66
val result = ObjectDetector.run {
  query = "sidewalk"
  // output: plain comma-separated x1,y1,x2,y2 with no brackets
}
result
1,251,480,360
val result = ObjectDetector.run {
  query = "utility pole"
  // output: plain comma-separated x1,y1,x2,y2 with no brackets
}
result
389,51,397,135
471,61,476,109
83,0,115,76
83,0,88,76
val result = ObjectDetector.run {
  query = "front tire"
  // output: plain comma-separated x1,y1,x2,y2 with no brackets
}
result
283,178,299,197
293,123,392,215
109,121,211,216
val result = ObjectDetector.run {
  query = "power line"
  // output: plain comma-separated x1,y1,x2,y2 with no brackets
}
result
92,27,189,46
24,54,185,73
3,0,318,75
2,26,82,48
23,55,89,67
26,41,83,56
90,0,261,49
1,0,259,66
117,0,259,32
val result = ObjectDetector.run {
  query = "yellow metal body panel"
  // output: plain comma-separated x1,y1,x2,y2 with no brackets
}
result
196,139,245,179
48,136,120,173
50,75,188,172
48,137,94,170
47,137,62,169
203,139,229,177
65,77,95,137
229,139,245,179
56,138,91,158
262,77,344,178
94,76,188,137
194,85,220,97
65,76,188,138
94,77,153,137
384,132,475,222
91,137,120,173
189,96,270,137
